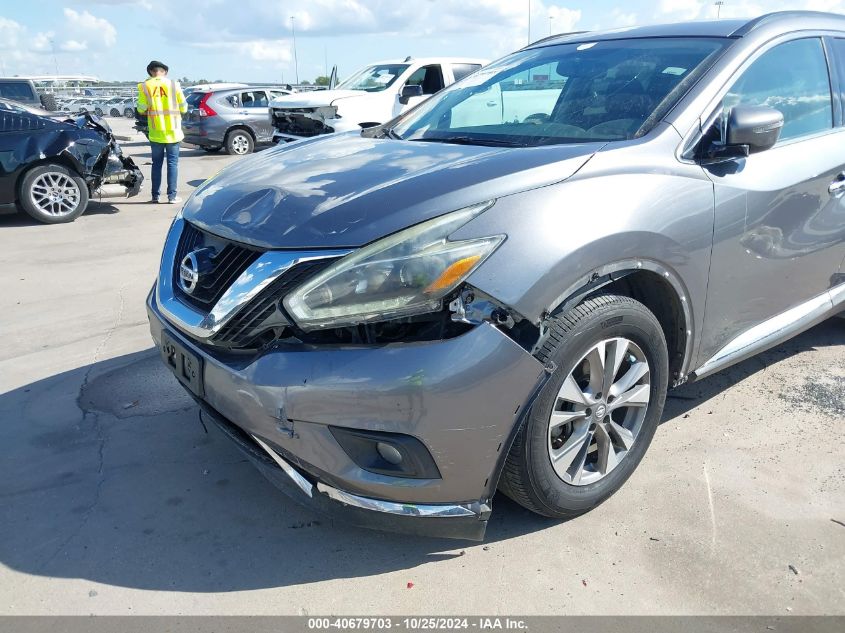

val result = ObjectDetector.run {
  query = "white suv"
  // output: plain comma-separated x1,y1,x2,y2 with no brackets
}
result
269,57,487,142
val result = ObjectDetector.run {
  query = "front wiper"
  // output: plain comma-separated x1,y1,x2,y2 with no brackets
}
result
382,127,403,140
409,136,525,147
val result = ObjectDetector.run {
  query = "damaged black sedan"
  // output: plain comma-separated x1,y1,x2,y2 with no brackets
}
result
0,99,142,224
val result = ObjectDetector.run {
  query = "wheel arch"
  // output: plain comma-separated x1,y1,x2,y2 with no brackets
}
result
226,124,257,141
545,258,693,386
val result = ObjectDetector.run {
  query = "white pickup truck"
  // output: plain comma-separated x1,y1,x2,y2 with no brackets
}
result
269,57,488,142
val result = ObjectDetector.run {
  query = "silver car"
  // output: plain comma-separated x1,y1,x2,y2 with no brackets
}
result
182,86,292,154
148,11,845,540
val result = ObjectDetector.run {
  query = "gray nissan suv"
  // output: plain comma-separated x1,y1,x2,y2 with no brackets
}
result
148,12,845,540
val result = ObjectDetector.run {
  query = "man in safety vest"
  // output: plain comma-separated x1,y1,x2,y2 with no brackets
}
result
136,60,187,204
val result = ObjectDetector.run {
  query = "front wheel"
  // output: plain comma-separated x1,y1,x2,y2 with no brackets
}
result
110,108,120,117
19,164,89,224
499,294,669,519
225,129,254,155
94,107,104,117
124,107,134,118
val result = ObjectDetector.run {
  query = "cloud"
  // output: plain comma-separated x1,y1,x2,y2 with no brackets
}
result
0,16,25,51
60,8,118,49
659,0,845,20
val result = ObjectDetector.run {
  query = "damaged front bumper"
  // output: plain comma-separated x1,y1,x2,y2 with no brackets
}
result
146,287,548,540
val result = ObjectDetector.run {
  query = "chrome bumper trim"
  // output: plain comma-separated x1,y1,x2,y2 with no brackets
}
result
251,435,314,498
251,433,480,519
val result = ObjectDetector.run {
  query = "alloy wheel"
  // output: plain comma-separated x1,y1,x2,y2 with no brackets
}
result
548,337,651,486
29,172,82,218
231,134,250,154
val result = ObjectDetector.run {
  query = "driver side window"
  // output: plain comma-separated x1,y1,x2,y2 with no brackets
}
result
724,38,833,143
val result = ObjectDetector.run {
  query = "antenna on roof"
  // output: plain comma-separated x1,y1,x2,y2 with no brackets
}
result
404,56,414,62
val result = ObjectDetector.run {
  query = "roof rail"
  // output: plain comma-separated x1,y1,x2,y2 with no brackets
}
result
731,10,844,37
522,31,591,49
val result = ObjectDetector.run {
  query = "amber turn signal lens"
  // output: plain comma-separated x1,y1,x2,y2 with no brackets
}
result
424,254,482,294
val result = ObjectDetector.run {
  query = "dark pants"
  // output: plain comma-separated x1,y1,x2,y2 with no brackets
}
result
150,141,180,200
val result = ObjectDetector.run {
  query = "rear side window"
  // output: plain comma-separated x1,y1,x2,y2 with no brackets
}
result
226,90,269,108
725,38,833,142
452,63,482,81
0,82,35,101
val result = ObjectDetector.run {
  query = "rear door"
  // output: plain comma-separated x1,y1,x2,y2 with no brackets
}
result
698,36,845,361
831,36,845,277
240,90,272,141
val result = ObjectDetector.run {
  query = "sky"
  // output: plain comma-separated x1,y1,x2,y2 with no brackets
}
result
1,0,844,83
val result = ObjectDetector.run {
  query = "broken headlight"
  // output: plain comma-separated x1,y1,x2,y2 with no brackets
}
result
284,202,503,331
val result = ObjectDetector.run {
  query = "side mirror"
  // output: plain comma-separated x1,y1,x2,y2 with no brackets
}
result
700,105,783,163
399,84,423,105
726,105,784,153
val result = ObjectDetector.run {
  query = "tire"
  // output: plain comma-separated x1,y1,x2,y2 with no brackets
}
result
110,108,120,117
499,294,669,519
94,107,104,117
124,108,134,118
202,145,223,153
19,164,89,224
39,93,58,111
225,129,254,155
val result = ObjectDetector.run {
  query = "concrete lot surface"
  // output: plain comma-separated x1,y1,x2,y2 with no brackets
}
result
1,118,843,615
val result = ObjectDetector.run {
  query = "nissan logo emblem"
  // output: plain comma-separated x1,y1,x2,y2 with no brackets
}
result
179,251,201,294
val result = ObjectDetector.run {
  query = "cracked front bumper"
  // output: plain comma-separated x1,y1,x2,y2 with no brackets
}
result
146,288,547,540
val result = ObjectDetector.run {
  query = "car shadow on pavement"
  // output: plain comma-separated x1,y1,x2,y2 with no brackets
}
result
0,320,840,592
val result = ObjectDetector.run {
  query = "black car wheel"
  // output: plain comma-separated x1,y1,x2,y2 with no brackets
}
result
110,108,121,117
94,107,104,117
499,294,669,519
19,164,89,224
225,129,254,155
124,108,134,118
202,145,223,153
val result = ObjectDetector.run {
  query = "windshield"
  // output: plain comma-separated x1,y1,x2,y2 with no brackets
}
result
392,38,728,146
337,64,410,92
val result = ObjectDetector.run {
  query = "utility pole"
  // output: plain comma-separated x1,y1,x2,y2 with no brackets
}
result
714,1,725,19
527,0,531,45
324,44,328,81
49,38,59,76
549,15,553,36
290,16,299,85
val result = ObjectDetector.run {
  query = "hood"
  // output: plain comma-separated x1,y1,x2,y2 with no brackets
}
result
183,133,602,250
271,90,369,109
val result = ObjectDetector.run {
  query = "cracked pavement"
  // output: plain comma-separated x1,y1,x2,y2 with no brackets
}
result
1,119,843,615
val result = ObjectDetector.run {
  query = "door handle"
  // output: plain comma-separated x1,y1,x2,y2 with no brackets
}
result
830,172,845,195
486,101,498,107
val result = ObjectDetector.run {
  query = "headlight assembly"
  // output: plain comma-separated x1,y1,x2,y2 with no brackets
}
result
284,201,503,331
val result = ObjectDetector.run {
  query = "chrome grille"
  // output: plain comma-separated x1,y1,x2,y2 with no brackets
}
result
213,258,337,348
173,222,262,311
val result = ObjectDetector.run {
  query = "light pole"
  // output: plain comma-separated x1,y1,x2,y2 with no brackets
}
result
49,38,59,76
714,1,725,19
290,16,299,85
527,0,531,45
549,15,553,36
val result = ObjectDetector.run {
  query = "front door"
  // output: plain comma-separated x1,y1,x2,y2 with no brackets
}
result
699,37,845,362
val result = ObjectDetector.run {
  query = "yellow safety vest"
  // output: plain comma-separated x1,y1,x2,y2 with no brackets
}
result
136,77,187,144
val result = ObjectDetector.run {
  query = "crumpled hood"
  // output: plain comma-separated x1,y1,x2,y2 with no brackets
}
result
183,133,602,249
270,90,368,109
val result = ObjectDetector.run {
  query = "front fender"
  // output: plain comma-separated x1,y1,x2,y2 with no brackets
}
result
455,129,715,372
